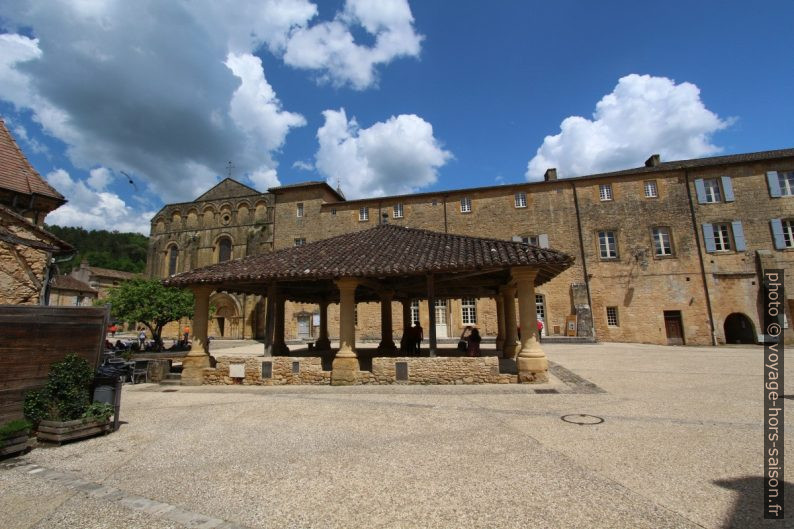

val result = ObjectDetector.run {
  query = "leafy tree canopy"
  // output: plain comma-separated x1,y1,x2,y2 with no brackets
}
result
100,278,194,348
45,225,149,273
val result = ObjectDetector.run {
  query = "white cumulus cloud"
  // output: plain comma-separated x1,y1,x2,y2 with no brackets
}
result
526,74,731,179
283,0,423,89
316,108,451,199
45,169,155,234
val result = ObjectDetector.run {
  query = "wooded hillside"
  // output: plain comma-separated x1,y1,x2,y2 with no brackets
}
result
45,225,149,274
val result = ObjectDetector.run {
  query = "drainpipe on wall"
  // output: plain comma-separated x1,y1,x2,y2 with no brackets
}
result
571,182,595,340
684,169,718,346
41,251,77,305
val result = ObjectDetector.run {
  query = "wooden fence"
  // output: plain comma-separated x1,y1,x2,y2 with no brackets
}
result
0,305,108,424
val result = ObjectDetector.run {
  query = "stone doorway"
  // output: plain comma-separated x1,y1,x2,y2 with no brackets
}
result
664,311,684,345
724,313,756,344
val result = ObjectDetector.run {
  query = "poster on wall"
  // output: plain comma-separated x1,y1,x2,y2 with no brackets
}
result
565,315,577,337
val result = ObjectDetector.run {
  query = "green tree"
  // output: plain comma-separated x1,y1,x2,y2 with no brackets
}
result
100,279,194,350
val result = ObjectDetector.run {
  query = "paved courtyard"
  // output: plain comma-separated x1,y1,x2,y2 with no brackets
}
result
1,342,792,528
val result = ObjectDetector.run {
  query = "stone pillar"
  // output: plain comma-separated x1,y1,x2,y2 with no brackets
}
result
378,290,397,353
502,285,518,359
315,299,331,350
514,267,548,383
332,278,359,385
400,299,411,353
182,286,213,385
263,284,276,356
494,293,505,354
427,275,436,357
274,294,288,355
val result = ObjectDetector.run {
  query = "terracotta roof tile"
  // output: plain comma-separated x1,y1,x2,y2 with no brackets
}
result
0,119,65,202
164,224,574,287
50,275,97,293
87,266,138,280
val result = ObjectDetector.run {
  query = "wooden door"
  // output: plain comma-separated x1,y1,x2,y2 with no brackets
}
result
664,311,684,345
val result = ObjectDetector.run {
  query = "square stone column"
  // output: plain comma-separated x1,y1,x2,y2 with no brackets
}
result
399,299,412,353
315,299,331,350
182,285,213,386
494,293,505,354
274,294,289,355
501,285,519,359
378,290,397,353
332,278,359,385
513,267,548,383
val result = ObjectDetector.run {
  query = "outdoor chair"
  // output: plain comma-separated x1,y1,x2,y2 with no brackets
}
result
131,360,149,384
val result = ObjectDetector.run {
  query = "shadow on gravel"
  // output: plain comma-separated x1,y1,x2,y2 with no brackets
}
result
714,476,793,528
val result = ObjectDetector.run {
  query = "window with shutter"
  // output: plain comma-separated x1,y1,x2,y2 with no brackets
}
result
731,221,746,251
721,176,734,202
767,171,782,197
702,223,716,252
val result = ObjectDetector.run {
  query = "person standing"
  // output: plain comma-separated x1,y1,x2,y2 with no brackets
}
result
414,323,423,355
138,329,146,348
183,325,190,344
466,327,482,357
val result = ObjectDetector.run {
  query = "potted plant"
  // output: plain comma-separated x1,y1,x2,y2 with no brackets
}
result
24,354,115,444
0,419,33,457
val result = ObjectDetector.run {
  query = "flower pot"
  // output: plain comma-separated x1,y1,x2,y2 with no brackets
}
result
36,418,112,444
0,429,33,457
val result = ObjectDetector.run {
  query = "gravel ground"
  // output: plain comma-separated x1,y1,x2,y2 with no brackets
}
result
1,342,792,528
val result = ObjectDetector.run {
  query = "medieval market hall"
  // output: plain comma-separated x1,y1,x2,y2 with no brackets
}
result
149,148,794,358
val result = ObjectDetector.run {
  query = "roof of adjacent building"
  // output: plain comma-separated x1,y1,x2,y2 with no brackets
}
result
268,180,345,201
328,147,794,207
0,119,65,202
0,203,73,253
50,275,97,293
85,266,138,281
164,224,573,292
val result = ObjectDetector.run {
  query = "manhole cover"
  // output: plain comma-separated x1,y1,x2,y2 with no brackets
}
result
162,389,179,393
561,414,604,425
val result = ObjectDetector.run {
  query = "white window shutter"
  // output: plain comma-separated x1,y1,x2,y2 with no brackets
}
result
538,234,549,248
721,176,735,202
767,171,782,197
770,219,786,249
702,223,716,252
731,221,746,251
695,179,707,204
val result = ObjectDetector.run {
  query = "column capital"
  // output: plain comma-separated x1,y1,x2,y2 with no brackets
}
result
500,283,517,296
190,284,214,296
511,267,539,283
335,277,359,291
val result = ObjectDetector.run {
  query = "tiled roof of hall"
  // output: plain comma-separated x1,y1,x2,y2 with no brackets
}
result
0,119,65,203
163,224,574,288
323,147,794,207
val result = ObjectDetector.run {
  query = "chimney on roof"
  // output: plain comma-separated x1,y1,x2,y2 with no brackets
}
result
645,154,661,167
544,168,557,181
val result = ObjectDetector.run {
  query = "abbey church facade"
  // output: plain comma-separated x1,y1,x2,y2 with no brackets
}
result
147,149,794,346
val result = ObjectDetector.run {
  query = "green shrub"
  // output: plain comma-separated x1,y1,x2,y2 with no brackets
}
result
23,353,95,423
0,419,31,441
82,402,114,423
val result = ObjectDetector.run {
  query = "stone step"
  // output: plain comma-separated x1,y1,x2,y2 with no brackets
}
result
539,336,597,344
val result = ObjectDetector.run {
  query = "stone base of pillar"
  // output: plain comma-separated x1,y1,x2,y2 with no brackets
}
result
377,340,397,354
315,337,331,350
517,356,549,384
502,344,518,359
331,356,359,385
495,337,505,354
181,355,210,386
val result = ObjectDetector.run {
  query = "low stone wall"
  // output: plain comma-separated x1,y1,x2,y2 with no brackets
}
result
363,357,515,385
202,355,515,385
203,356,330,385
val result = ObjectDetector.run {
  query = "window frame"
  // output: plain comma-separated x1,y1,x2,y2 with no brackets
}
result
780,172,794,196
514,192,527,208
393,203,404,218
410,300,420,326
651,226,674,258
296,202,304,218
606,306,619,327
597,230,619,260
167,244,179,276
599,184,613,201
358,207,369,222
703,178,722,203
460,196,472,213
644,180,658,198
461,297,477,325
217,236,233,263
294,238,306,247
782,219,794,248
712,223,732,252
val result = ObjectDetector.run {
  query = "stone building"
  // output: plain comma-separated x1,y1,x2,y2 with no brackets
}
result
68,259,138,299
0,119,72,305
48,275,97,306
148,148,794,346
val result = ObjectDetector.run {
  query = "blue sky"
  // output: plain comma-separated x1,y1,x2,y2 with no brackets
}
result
1,1,792,233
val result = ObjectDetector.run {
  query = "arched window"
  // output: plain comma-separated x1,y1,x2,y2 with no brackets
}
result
167,245,179,276
218,237,232,263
